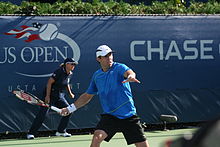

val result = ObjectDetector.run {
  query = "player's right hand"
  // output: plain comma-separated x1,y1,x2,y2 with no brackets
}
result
60,108,70,116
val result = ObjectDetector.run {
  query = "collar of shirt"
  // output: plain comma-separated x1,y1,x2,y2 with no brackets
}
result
62,67,72,75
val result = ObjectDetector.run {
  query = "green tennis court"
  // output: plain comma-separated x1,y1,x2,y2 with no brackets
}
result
0,128,196,147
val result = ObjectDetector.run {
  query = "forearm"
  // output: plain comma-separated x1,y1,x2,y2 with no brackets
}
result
45,78,55,103
67,93,93,113
66,85,74,96
74,93,93,109
46,84,52,97
125,69,136,78
122,69,140,83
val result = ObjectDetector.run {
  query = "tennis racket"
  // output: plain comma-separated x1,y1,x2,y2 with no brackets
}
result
12,89,61,113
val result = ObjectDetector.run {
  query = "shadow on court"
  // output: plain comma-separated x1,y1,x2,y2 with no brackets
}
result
0,138,91,146
0,129,196,147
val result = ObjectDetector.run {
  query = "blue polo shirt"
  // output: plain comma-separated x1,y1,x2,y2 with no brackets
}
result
86,62,136,119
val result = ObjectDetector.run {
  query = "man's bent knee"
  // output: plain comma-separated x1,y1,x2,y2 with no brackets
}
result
92,130,108,143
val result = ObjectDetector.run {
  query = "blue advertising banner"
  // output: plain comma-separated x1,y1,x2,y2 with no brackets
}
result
0,16,220,133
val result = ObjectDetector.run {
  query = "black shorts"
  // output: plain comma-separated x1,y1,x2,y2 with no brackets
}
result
96,114,146,145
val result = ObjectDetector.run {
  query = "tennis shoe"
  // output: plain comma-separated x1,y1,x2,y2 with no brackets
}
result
55,132,71,137
27,134,35,139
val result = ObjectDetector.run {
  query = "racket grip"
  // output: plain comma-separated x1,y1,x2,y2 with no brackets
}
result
50,106,62,113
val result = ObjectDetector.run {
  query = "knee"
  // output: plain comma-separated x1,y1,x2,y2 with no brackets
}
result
92,130,107,144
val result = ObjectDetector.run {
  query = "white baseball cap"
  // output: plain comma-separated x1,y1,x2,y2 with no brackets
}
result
96,45,114,57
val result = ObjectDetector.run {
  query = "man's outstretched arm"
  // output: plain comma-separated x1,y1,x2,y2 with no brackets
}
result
60,93,94,115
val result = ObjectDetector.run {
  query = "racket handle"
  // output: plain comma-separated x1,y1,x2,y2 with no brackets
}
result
50,106,62,113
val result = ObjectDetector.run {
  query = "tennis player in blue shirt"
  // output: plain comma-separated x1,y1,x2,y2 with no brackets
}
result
61,45,150,147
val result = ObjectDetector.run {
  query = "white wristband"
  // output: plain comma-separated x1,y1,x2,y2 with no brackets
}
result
67,104,77,113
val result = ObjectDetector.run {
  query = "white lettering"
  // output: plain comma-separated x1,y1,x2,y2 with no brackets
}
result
44,47,54,62
183,40,198,60
35,47,44,62
77,83,80,89
130,40,214,61
147,40,163,60
1,46,70,64
0,47,16,64
165,41,182,60
8,47,16,63
0,47,7,63
130,41,146,61
21,47,35,63
200,40,214,59
8,84,37,92
55,46,68,62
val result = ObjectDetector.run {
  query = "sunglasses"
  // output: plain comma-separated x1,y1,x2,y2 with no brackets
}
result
66,63,75,66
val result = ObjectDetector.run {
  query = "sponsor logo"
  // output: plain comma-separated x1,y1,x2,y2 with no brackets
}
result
4,23,80,78
130,40,215,61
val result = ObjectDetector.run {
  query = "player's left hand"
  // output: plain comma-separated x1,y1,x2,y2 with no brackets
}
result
122,75,141,83
69,93,75,99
